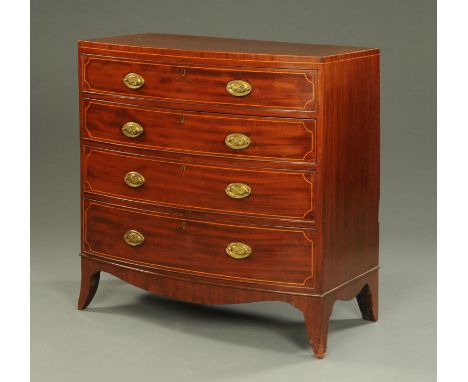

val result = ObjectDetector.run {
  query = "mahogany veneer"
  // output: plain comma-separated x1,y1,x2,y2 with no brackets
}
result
82,99,317,162
84,147,315,219
83,200,315,286
82,56,317,113
78,33,380,359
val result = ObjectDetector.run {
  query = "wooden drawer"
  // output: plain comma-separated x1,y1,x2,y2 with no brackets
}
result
83,200,315,286
82,99,316,162
81,56,317,113
84,147,315,220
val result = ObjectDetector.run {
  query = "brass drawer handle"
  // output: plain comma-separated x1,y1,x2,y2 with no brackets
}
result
225,182,251,199
122,122,144,138
124,171,145,188
226,242,252,259
225,133,251,150
226,80,252,97
123,73,145,89
123,230,145,246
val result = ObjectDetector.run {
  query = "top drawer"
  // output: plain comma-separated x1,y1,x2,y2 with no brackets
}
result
81,56,317,114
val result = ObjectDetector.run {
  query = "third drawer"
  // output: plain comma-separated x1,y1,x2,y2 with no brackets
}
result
84,146,315,220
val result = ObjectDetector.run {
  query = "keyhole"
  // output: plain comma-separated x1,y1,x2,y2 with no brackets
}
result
179,115,184,124
181,221,187,230
181,68,186,77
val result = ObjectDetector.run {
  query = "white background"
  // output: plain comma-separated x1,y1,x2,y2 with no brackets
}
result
0,0,457,380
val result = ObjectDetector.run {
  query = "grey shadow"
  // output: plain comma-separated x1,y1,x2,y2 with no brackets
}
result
83,284,374,353
41,278,373,354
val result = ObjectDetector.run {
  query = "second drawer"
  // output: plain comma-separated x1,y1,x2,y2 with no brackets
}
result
82,99,316,162
84,147,315,220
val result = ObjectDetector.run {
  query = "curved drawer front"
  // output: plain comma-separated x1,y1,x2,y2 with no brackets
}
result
83,200,315,286
84,147,314,220
83,100,316,162
81,56,317,113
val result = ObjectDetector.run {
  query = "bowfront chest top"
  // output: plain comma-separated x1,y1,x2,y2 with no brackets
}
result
78,33,380,358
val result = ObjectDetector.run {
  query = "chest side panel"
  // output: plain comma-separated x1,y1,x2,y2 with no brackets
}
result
320,54,380,291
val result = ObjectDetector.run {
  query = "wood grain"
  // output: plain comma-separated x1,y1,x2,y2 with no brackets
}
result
84,146,315,220
83,199,315,286
319,54,380,291
79,33,379,65
82,55,317,113
82,99,316,162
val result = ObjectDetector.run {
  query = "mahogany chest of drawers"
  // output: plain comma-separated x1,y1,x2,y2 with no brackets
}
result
78,33,380,358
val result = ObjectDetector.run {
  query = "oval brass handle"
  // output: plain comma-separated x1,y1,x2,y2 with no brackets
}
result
123,73,145,89
124,171,145,188
122,122,144,138
226,242,252,259
123,230,145,246
226,80,252,97
225,133,251,150
225,182,251,199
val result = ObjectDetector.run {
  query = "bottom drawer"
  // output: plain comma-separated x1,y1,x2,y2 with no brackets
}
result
83,200,315,286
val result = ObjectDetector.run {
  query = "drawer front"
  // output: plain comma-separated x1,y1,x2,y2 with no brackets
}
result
83,100,316,162
84,147,314,220
83,200,315,286
81,56,317,112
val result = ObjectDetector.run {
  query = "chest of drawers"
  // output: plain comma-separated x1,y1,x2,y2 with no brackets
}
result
77,33,380,359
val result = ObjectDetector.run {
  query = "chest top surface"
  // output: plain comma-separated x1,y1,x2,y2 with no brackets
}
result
79,33,379,64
